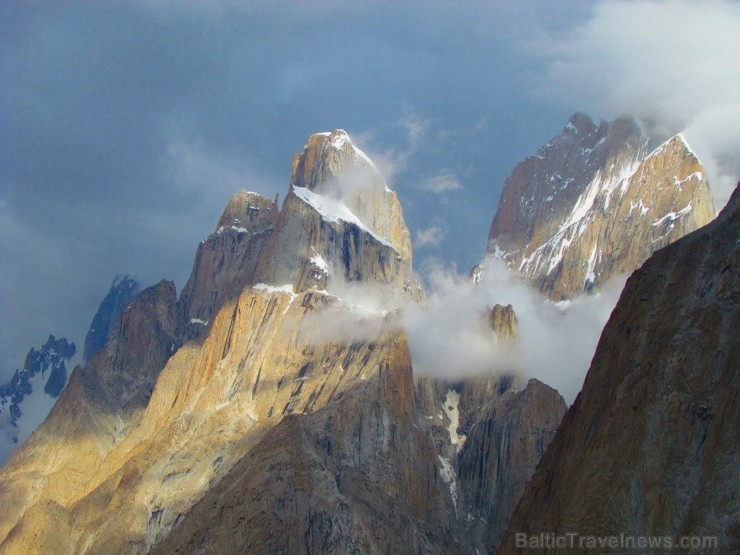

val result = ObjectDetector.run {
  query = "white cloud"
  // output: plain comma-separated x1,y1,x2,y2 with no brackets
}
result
418,169,463,194
415,225,446,248
400,112,430,148
164,140,275,199
403,260,626,404
532,0,740,208
352,111,430,185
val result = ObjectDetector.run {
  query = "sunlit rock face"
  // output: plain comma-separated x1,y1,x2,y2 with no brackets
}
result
255,130,413,296
178,190,278,340
0,131,454,553
499,184,740,554
475,113,715,300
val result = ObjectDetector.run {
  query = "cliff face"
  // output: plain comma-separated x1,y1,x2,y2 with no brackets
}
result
255,130,413,295
178,191,278,339
83,275,140,364
499,184,740,553
477,114,716,300
153,330,465,554
414,305,567,553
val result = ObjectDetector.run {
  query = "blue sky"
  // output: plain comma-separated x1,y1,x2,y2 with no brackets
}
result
1,0,738,378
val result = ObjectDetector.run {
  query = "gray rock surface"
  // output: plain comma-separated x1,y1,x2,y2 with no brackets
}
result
499,183,740,553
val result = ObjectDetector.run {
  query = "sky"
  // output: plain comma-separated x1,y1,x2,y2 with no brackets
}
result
1,0,739,383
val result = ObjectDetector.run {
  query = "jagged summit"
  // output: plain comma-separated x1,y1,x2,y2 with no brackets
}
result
564,112,597,135
292,129,387,193
476,113,715,299
254,129,413,293
215,190,278,231
84,274,140,364
0,335,77,464
290,129,411,260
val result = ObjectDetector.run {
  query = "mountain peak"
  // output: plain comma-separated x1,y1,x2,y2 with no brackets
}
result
292,129,388,194
83,275,141,364
482,114,715,299
565,112,596,135
216,190,278,231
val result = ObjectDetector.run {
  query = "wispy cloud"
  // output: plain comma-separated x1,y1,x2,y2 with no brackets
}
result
417,169,463,194
415,225,446,248
353,111,430,185
403,260,626,404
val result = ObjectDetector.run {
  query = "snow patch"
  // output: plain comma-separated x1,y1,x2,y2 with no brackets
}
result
253,283,296,297
584,244,598,286
189,318,208,326
652,203,693,227
437,455,459,514
291,186,394,249
442,389,467,453
309,249,330,275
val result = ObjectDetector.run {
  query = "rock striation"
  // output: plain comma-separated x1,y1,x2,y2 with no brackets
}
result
475,113,716,300
414,305,567,553
499,183,740,553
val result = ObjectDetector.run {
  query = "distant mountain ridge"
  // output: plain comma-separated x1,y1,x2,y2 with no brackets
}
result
0,335,76,464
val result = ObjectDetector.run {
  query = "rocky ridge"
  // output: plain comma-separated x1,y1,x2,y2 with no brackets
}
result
475,113,715,300
0,130,454,553
499,183,740,553
0,335,77,465
83,275,140,364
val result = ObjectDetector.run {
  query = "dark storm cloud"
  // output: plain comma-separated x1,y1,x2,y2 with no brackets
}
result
2,1,585,377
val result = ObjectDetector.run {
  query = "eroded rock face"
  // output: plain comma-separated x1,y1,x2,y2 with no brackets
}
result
478,113,715,300
499,184,740,553
178,191,278,339
153,329,466,555
255,130,413,295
